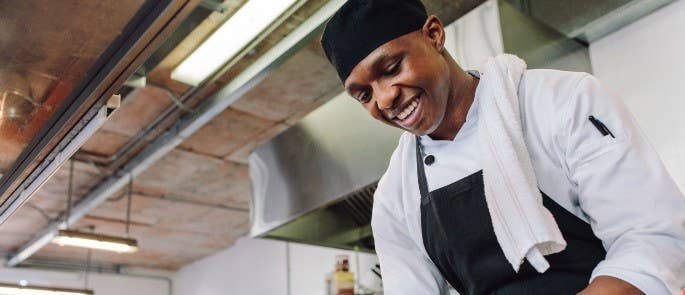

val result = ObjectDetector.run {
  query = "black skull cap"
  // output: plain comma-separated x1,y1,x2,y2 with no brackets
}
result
321,0,428,83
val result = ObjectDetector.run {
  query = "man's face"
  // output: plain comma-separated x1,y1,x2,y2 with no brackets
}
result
344,20,450,135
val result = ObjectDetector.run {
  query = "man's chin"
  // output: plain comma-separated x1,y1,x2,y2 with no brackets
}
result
375,117,431,136
404,125,432,137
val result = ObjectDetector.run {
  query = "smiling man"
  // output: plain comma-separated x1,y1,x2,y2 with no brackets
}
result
320,0,685,294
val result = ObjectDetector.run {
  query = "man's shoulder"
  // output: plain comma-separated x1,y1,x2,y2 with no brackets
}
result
374,132,413,206
518,69,593,118
520,69,591,97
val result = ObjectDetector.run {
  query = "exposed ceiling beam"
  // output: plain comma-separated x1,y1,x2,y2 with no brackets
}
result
5,0,347,268
0,0,200,224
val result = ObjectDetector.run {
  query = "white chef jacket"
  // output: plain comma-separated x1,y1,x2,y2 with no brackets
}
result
371,69,685,294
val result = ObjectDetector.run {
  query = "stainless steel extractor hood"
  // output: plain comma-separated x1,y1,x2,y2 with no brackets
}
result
248,0,671,251
503,0,674,42
249,93,401,251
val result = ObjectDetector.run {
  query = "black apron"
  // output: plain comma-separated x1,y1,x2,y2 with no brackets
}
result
415,136,607,294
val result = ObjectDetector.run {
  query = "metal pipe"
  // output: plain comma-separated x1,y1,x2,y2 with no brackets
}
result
105,188,248,212
66,159,74,228
131,190,249,212
73,84,195,168
199,0,224,14
84,249,92,289
0,106,113,224
125,176,133,235
5,257,174,295
285,242,291,295
5,0,346,268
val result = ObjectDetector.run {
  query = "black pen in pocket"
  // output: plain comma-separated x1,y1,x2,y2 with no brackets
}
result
588,116,615,138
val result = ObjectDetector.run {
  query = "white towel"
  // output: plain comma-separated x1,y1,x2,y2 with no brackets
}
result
477,54,566,273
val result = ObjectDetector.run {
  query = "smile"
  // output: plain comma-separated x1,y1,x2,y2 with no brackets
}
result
392,93,423,129
397,98,418,120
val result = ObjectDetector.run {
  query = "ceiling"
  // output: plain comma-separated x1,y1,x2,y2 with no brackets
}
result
0,0,146,177
0,0,486,270
0,0,341,270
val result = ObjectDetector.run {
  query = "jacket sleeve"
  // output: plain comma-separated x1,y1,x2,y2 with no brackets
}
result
372,176,448,294
562,74,685,294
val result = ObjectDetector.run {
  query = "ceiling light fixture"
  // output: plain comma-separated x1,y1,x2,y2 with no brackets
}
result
52,230,138,253
171,0,300,86
48,160,138,254
0,283,93,295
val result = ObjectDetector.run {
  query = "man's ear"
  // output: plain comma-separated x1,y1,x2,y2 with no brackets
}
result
422,15,445,53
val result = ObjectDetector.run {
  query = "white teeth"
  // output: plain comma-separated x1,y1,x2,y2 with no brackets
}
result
396,98,419,121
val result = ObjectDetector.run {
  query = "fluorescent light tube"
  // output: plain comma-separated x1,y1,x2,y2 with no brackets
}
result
52,230,138,253
0,283,93,295
171,0,299,86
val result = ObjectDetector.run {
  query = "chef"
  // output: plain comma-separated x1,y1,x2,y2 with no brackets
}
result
320,0,685,294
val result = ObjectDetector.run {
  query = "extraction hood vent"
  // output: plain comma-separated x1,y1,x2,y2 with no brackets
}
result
338,183,375,227
260,182,378,251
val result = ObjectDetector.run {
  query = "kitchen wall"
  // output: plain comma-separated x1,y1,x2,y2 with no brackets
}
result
444,0,503,71
173,237,380,295
589,0,685,191
0,263,170,295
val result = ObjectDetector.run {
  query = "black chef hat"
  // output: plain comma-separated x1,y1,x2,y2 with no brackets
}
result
321,0,428,83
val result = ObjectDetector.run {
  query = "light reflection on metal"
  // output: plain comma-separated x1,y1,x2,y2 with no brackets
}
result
0,71,36,121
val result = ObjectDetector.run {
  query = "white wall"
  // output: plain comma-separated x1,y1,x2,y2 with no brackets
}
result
589,0,685,191
0,264,170,295
173,237,286,295
173,237,380,295
444,0,503,71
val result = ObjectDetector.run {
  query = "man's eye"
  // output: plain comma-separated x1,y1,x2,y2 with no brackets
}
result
358,91,371,103
384,59,402,76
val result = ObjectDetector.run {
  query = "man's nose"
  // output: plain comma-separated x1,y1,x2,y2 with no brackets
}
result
375,85,399,114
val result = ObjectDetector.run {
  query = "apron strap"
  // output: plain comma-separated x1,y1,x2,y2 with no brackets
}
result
415,136,430,204
415,135,450,241
415,71,479,239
